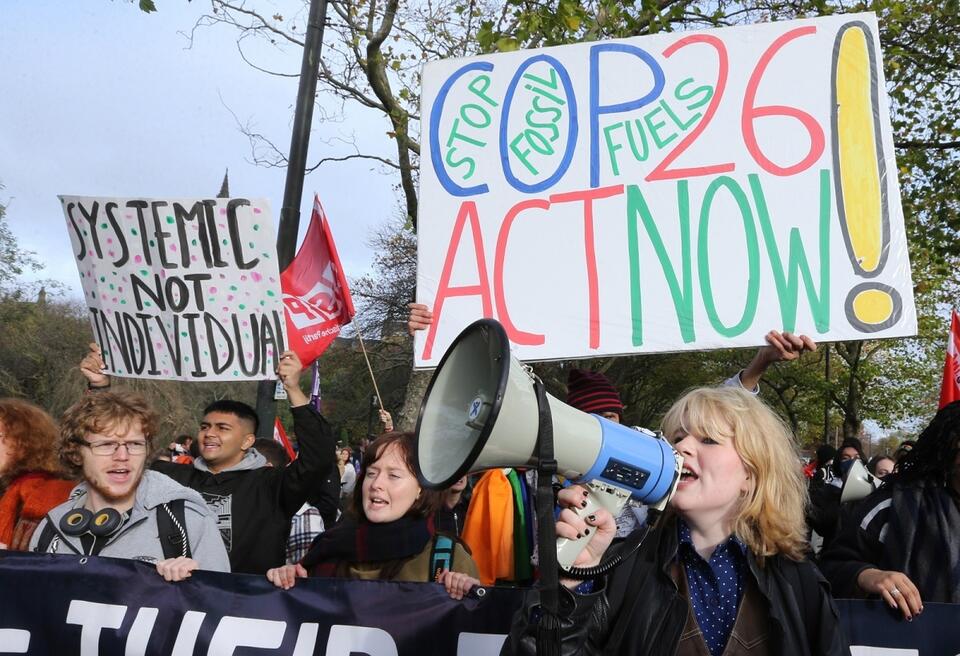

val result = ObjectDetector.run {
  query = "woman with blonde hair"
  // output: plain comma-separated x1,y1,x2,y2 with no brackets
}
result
0,399,76,550
505,386,847,656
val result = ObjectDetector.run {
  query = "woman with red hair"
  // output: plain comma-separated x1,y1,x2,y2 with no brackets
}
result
0,398,76,550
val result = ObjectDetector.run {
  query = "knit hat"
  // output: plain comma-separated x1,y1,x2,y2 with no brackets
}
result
565,369,624,418
815,444,836,466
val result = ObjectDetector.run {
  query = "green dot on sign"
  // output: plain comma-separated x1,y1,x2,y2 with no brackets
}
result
145,301,152,307
253,224,260,231
100,223,108,229
248,242,254,249
109,284,115,290
166,216,175,224
82,230,88,236
230,285,237,291
131,228,138,236
149,240,155,247
99,276,106,282
208,297,214,303
191,239,197,246
239,304,246,310
185,356,190,362
120,300,126,305
139,269,149,276
222,239,228,245
233,371,239,377
266,290,275,297
180,332,188,337
259,300,265,306
262,252,271,258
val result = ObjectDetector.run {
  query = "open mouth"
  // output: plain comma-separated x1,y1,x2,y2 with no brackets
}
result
106,468,131,483
368,497,389,508
678,466,699,483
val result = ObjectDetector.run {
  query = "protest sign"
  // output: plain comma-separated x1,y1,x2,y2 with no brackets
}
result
415,13,916,367
61,196,287,381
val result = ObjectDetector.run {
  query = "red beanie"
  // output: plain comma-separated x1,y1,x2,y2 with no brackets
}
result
565,369,624,417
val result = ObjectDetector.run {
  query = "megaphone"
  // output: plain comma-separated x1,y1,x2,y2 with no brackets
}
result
414,318,682,568
840,459,878,503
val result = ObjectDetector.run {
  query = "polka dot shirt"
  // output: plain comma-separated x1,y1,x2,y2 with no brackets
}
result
677,520,747,656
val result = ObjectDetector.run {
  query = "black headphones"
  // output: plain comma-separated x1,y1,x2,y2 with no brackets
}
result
60,508,125,538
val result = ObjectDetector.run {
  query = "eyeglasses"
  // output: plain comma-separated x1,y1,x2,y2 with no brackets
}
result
80,440,149,456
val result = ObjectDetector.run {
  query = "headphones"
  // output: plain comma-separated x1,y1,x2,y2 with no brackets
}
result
60,508,126,538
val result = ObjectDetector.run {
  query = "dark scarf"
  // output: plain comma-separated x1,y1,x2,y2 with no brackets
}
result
887,481,960,603
301,514,436,578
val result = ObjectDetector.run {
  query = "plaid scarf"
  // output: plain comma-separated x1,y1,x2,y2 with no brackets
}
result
887,482,960,603
301,514,435,578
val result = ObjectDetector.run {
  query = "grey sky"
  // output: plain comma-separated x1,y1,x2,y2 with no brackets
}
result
0,1,396,300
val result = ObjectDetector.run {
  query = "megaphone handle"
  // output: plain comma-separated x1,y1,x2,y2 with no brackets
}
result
556,483,630,570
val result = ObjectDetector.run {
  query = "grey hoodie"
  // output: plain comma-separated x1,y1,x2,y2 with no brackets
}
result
29,470,230,572
192,447,268,473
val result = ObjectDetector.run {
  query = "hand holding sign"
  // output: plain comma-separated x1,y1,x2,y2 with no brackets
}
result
79,343,110,388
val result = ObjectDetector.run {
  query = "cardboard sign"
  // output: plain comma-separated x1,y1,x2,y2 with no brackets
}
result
415,13,916,367
61,196,287,381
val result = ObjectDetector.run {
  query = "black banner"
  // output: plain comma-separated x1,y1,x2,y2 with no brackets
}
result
0,551,956,655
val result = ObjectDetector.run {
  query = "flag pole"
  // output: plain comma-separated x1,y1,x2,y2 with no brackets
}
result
255,0,330,439
355,327,384,411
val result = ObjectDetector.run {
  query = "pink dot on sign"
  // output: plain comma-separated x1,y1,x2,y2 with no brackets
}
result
240,275,247,282
160,270,167,278
155,343,163,350
218,223,226,229
219,273,226,280
125,214,133,219
268,277,275,283
107,238,113,245
118,287,123,292
163,369,169,375
101,294,107,300
112,297,117,303
122,276,128,282
134,255,142,264
253,207,262,214
227,295,234,301
242,321,249,327
88,251,94,258
170,244,177,251
247,352,253,359
251,272,262,282
191,255,197,262
108,251,115,257
219,208,227,215
222,306,229,312
222,352,228,358
209,287,218,294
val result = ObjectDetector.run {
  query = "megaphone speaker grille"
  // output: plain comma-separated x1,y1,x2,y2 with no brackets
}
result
415,319,510,488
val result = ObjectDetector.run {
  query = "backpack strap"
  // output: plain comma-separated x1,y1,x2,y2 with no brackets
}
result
34,518,57,553
157,500,191,560
430,534,456,581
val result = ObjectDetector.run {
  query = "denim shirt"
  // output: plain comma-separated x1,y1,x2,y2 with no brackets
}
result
677,520,748,656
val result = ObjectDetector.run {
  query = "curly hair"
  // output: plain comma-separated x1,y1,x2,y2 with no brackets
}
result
891,401,960,489
58,391,158,476
661,386,808,563
350,432,443,521
0,398,65,483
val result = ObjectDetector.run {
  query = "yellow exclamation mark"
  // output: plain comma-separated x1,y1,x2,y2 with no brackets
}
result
831,21,902,332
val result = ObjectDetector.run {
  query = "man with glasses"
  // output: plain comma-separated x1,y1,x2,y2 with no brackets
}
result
30,391,229,581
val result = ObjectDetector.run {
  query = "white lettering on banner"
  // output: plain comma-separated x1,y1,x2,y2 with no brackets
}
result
850,648,919,656
292,623,320,656
171,611,207,656
457,632,508,655
325,625,399,656
0,629,30,653
207,617,286,654
66,600,128,656
125,607,159,656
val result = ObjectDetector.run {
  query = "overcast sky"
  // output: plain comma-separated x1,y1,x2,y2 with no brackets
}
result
0,1,397,301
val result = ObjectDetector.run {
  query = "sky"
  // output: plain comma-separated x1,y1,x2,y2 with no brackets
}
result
0,1,397,301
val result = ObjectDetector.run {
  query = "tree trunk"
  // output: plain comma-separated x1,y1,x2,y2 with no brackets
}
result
397,368,432,431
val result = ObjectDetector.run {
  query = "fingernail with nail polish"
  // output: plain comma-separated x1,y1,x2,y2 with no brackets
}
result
588,514,596,522
584,529,590,535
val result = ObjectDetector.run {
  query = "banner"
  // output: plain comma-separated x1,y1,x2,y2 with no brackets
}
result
1,552,958,655
940,309,960,409
415,13,916,367
274,417,296,461
281,195,356,366
61,196,287,381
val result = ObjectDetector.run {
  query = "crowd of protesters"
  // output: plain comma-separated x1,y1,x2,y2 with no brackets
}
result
0,303,958,655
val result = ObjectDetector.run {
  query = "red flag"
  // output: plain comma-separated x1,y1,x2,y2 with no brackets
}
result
273,418,296,462
280,195,355,365
940,309,960,409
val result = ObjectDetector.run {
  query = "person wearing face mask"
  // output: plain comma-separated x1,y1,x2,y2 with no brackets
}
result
265,432,481,600
504,386,848,656
0,399,76,551
30,391,229,581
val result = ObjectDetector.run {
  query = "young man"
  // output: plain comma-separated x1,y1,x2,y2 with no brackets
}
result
30,391,229,581
80,344,337,575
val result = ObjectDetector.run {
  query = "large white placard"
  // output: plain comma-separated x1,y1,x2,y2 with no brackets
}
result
62,196,287,381
415,13,915,367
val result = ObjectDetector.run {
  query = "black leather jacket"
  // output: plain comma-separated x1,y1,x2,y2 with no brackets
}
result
503,516,849,656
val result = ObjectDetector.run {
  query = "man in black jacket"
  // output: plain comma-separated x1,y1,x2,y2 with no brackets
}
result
80,344,337,575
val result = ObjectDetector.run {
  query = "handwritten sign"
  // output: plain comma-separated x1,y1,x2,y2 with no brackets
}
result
415,13,916,367
61,196,287,381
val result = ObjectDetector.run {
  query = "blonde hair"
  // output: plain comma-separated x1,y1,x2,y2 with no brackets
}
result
661,386,808,562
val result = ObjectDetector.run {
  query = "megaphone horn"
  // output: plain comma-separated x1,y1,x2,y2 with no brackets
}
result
414,319,683,568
